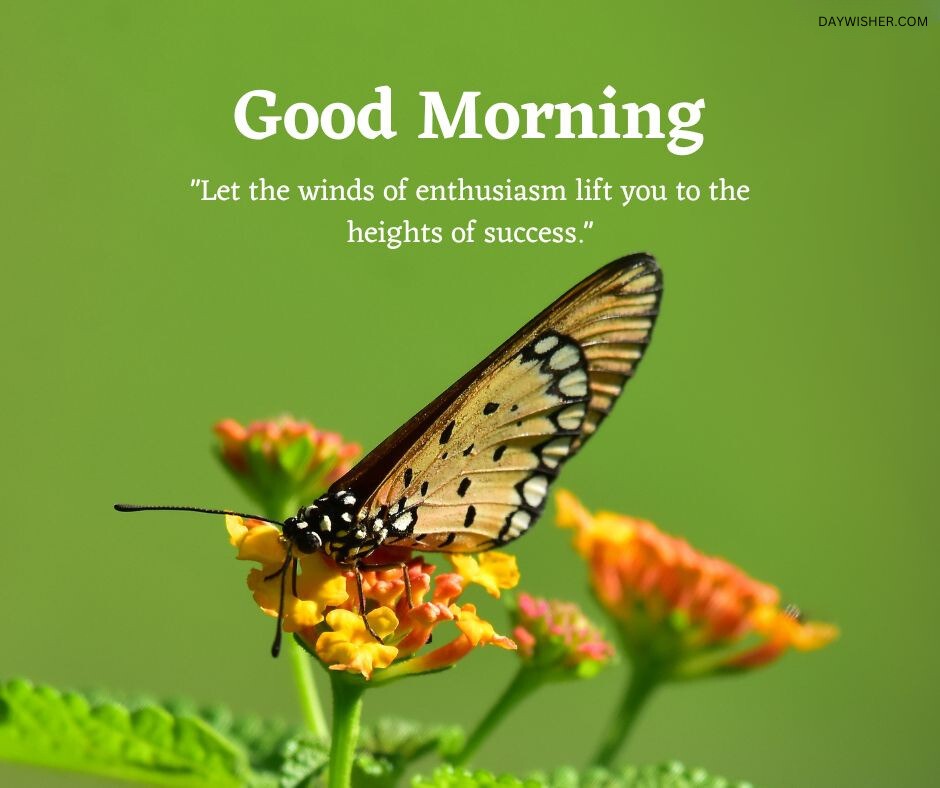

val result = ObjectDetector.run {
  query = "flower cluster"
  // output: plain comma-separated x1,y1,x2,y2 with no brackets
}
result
214,417,361,520
227,516,516,680
555,490,837,678
512,593,614,680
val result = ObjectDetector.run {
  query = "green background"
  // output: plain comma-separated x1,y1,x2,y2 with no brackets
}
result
2,2,937,785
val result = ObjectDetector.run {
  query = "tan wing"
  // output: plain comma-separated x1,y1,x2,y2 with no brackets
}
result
331,253,662,551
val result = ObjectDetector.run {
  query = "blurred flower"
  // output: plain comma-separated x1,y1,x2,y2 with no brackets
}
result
512,593,614,680
214,417,361,520
724,604,840,671
226,518,516,681
448,552,520,598
555,490,837,678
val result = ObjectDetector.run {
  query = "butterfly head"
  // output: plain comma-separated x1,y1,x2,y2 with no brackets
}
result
281,515,323,553
283,489,361,556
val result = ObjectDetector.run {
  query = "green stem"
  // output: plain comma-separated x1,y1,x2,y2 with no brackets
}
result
327,672,365,788
266,501,329,741
288,637,327,738
451,667,543,768
591,659,660,768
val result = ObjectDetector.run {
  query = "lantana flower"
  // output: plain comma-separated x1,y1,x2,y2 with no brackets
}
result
227,515,348,631
214,417,361,520
448,552,520,598
227,516,517,680
512,593,614,680
316,608,400,677
555,490,837,676
555,490,838,766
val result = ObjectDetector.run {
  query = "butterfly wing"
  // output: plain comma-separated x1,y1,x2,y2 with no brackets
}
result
331,253,662,552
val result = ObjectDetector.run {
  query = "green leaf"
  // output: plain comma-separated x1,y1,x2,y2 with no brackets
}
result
353,717,464,787
412,764,535,787
188,707,328,787
0,679,252,786
413,762,756,788
268,732,330,787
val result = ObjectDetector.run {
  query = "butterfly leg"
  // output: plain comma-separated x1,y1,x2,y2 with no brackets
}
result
357,561,428,643
264,553,291,581
265,548,293,658
357,560,413,610
353,564,384,641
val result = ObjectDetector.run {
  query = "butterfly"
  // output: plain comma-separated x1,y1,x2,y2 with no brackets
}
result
116,253,663,654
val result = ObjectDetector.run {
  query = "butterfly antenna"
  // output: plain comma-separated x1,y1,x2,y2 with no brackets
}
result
271,546,293,658
113,503,283,527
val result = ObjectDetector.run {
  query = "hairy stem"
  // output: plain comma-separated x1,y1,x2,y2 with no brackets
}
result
327,672,365,788
451,667,543,767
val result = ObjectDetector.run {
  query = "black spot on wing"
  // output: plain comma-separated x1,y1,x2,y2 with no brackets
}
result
420,480,429,496
493,445,506,462
483,402,499,415
440,420,455,444
462,443,474,456
404,468,413,487
457,477,472,497
464,505,476,527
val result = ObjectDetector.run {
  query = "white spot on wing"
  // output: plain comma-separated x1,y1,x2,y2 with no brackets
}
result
559,369,588,397
534,335,559,354
557,404,585,430
343,495,356,506
392,511,414,531
549,344,579,370
540,438,571,469
522,475,549,507
510,510,531,532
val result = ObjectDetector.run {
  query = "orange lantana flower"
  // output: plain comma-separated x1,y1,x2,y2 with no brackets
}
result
214,417,361,519
555,490,837,677
227,517,517,681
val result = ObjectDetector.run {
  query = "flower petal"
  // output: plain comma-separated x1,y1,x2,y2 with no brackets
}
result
227,516,286,566
451,604,516,650
449,552,519,598
316,607,399,679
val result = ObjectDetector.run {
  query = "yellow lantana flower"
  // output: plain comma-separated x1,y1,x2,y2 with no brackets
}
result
226,515,348,631
316,608,400,679
228,515,519,680
449,552,520,598
452,604,516,650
